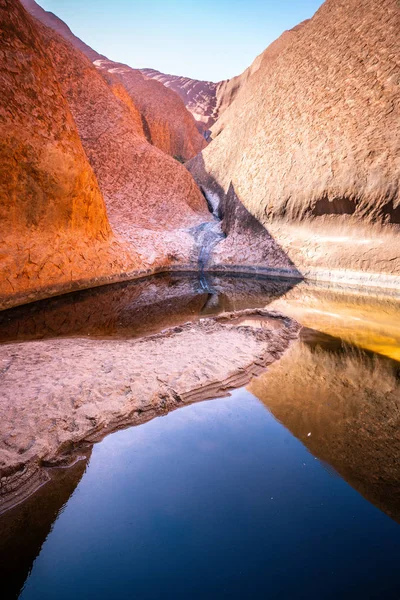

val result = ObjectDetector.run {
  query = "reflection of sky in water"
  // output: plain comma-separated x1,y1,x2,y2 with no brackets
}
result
20,389,400,600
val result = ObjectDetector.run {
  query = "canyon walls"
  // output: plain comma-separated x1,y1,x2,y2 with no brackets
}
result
35,22,207,232
0,0,210,310
20,0,206,160
141,68,220,136
188,0,400,286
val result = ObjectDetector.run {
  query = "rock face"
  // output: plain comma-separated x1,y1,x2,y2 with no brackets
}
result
21,0,206,160
141,23,307,138
35,22,207,232
19,0,104,62
189,0,400,284
95,60,206,160
1,0,210,310
141,68,221,136
0,0,141,309
139,29,322,152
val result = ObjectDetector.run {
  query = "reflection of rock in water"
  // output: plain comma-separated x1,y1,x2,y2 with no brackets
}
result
248,334,400,522
0,274,296,344
0,454,90,600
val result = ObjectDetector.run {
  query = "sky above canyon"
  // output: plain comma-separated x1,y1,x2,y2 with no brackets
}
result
38,0,323,81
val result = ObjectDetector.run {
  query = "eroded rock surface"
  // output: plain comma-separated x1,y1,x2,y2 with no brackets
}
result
0,0,141,310
141,68,221,136
188,0,400,283
0,309,299,514
36,22,208,232
21,0,206,160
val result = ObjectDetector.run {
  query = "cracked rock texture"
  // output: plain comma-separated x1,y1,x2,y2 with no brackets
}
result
0,0,142,309
1,0,210,310
21,0,206,160
188,0,400,281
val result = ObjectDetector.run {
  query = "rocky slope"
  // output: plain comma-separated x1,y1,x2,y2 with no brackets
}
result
35,21,207,231
141,22,308,137
95,59,206,159
0,0,142,309
188,0,400,285
21,0,206,160
1,0,210,310
141,68,221,135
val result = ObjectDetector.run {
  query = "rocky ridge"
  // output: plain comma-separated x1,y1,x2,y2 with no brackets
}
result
1,0,212,310
21,0,206,160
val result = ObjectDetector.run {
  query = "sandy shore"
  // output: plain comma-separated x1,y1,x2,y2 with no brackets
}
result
0,308,299,514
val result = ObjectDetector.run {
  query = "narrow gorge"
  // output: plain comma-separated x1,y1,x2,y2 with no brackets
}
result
1,0,400,598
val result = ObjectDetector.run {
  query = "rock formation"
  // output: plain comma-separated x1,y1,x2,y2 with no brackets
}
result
1,0,211,309
141,22,308,138
19,0,104,62
0,0,142,309
35,21,208,232
95,59,206,159
21,0,206,160
141,68,221,136
188,0,400,284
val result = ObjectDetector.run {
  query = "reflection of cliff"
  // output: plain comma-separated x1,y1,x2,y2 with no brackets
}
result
0,274,297,344
249,337,400,522
0,455,90,600
269,282,400,361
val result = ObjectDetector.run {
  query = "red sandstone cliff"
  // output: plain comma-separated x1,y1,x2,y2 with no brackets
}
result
188,0,400,283
21,0,206,160
0,0,143,309
36,22,207,232
0,0,209,310
94,60,206,160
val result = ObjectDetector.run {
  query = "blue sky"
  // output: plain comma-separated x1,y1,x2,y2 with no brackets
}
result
39,0,324,81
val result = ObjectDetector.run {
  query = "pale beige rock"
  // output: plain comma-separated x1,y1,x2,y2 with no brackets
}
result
189,0,400,282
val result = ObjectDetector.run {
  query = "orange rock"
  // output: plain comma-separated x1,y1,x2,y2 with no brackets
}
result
36,22,208,233
0,0,209,310
0,0,140,309
21,0,206,160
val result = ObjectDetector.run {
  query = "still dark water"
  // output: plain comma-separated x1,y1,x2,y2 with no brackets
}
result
1,274,400,599
18,390,400,599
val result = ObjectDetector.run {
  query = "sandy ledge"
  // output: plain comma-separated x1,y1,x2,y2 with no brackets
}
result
0,308,299,515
